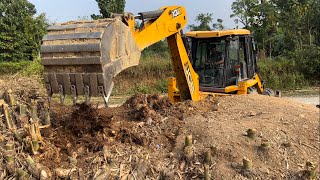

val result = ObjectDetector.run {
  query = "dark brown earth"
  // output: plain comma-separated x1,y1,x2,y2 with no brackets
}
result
0,77,319,179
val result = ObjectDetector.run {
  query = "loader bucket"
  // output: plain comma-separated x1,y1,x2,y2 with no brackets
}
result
41,18,141,104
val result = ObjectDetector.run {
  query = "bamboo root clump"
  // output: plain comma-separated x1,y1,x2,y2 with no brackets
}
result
0,89,51,179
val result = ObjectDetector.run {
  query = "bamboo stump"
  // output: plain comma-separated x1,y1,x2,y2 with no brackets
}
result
184,135,193,160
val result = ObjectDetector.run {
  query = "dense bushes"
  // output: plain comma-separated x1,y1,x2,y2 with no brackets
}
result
0,0,48,62
0,58,43,76
0,61,31,75
289,46,320,84
258,57,307,90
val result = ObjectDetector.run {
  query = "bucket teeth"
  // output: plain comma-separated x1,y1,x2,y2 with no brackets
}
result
84,85,90,104
58,85,65,104
46,84,52,103
71,85,77,105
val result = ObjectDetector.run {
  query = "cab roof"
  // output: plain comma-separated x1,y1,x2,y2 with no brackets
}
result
186,29,251,38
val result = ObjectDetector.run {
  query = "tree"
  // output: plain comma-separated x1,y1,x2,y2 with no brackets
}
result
188,13,213,31
230,0,260,29
188,13,224,31
212,19,224,30
0,0,48,62
91,0,126,19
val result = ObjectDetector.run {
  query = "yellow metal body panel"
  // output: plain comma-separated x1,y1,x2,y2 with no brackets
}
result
186,29,250,38
167,33,201,102
133,6,188,50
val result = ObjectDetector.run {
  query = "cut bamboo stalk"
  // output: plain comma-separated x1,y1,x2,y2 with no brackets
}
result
0,133,4,143
13,129,23,143
5,143,14,164
260,142,270,151
246,129,257,139
242,157,252,170
30,102,38,122
54,168,77,178
26,156,51,179
42,108,51,127
185,135,193,147
305,161,316,178
184,146,193,160
19,104,27,115
3,103,13,129
35,123,43,142
7,89,16,107
204,164,210,180
204,149,212,165
17,168,28,180
5,142,15,174
28,123,40,154
3,104,13,129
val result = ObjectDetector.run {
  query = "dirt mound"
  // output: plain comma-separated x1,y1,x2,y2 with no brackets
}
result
0,92,319,179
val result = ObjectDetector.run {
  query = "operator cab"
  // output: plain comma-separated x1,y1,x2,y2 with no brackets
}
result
186,29,258,93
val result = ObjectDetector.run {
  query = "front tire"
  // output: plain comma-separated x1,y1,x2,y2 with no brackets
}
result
263,88,275,96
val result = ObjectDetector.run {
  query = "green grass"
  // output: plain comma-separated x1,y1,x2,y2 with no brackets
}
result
0,52,314,96
0,61,31,75
258,57,307,90
0,58,43,76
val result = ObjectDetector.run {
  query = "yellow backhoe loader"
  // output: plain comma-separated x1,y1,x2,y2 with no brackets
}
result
40,6,271,105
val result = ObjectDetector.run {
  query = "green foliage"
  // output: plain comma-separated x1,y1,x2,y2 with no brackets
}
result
188,13,213,31
21,57,43,76
120,53,172,78
0,0,48,62
0,58,43,76
288,46,320,84
0,61,31,75
230,0,260,29
258,57,307,90
91,0,126,19
142,40,169,58
231,0,319,87
188,13,225,31
212,19,224,30
230,0,319,55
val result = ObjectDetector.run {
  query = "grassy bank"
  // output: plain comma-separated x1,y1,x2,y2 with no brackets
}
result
1,52,317,95
0,58,43,76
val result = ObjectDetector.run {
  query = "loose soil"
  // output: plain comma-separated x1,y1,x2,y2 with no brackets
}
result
0,77,319,179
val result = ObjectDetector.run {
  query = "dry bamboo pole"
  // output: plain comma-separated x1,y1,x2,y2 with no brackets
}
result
3,103,13,130
204,165,210,180
203,149,211,180
6,89,16,107
0,133,4,143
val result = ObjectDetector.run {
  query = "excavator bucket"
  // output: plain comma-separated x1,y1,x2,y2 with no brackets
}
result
41,18,141,105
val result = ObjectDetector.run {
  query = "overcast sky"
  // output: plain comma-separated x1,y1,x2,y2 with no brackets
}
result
28,0,237,29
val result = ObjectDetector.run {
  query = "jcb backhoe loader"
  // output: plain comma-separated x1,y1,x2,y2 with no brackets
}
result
40,6,268,105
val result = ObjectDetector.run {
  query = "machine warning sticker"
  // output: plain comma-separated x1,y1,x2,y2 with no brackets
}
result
172,8,181,18
184,63,195,95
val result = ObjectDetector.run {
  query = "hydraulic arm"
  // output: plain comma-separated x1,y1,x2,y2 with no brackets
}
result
41,6,200,104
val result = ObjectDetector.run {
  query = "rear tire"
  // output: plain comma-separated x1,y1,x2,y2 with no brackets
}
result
263,88,275,96
247,87,258,94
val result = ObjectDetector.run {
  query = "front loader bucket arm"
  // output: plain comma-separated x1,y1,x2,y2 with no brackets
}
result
41,19,141,104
